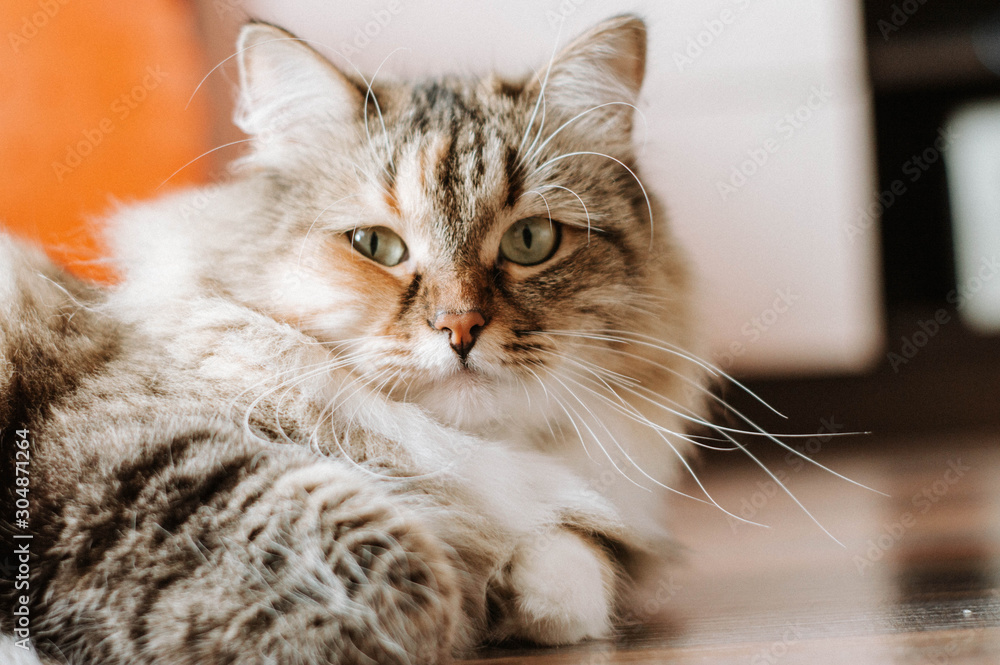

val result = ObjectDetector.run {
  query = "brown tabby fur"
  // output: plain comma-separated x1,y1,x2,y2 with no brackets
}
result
1,15,707,664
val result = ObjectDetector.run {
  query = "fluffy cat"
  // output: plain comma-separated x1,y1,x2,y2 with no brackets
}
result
1,14,710,664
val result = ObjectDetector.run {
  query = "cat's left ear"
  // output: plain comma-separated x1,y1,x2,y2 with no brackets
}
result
528,15,646,148
235,22,363,146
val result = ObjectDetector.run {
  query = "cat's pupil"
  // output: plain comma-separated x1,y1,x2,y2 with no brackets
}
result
522,227,533,249
370,231,379,255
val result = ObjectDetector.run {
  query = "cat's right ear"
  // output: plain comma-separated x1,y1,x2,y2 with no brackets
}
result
526,15,647,150
235,23,363,144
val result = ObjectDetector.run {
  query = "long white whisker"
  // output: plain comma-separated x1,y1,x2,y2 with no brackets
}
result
229,336,381,427
363,47,408,173
551,367,737,510
545,380,596,463
537,330,882,495
653,428,769,527
531,152,654,246
519,188,555,236
524,77,548,163
547,368,669,493
534,335,879,539
536,184,594,240
552,361,767,525
229,346,369,414
544,349,641,389
542,330,717,376
591,328,787,417
518,22,563,158
523,364,564,443
553,384,650,492
319,371,449,482
624,379,886,495
186,35,320,111
544,329,791,418
240,360,359,445
555,352,722,448
514,374,533,410
552,359,756,504
157,140,255,190
297,194,359,268
560,351,829,536
717,427,845,547
528,101,649,164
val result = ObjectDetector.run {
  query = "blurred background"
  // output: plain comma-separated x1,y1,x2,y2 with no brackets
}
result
2,0,1000,437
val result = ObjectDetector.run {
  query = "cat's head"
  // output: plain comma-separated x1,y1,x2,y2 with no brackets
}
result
184,16,695,430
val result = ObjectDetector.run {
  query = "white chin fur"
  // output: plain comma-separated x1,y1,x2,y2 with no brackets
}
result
405,362,552,433
410,372,507,430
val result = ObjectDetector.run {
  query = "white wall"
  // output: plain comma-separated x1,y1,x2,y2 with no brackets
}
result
243,0,885,377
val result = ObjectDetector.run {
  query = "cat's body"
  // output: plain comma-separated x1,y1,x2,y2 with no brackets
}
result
1,16,707,664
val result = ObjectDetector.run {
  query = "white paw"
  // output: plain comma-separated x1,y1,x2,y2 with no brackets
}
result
507,529,616,645
0,635,45,665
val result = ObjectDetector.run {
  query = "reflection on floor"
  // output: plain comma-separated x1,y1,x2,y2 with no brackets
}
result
464,432,1000,664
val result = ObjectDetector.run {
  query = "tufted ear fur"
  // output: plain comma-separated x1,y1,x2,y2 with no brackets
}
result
235,23,363,154
527,15,646,148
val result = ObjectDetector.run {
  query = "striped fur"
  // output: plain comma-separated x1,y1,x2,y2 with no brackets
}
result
1,15,706,664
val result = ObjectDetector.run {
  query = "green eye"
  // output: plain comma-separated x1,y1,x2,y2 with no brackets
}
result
349,226,408,267
500,217,560,266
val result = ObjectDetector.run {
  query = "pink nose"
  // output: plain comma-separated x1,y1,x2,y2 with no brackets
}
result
433,310,487,359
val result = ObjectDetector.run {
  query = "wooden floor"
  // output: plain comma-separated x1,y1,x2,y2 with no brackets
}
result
463,431,1000,664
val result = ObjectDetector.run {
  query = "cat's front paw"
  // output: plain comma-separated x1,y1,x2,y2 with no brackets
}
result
502,529,617,645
